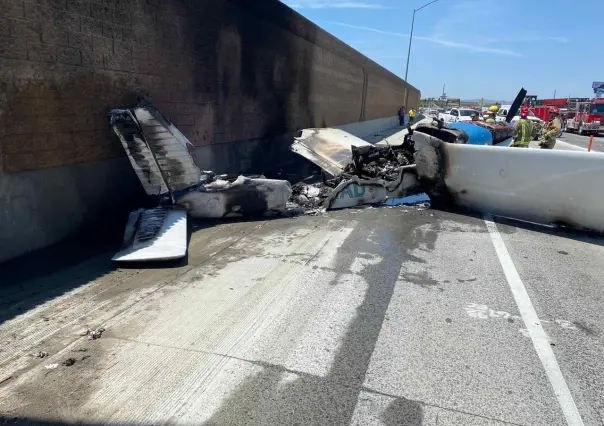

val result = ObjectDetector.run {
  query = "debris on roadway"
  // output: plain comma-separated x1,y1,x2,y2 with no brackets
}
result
44,363,58,370
289,127,423,210
108,99,430,263
31,351,48,359
62,358,76,367
80,328,106,340
108,99,292,262
110,89,585,263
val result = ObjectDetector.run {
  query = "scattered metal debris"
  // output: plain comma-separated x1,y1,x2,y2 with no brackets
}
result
291,128,372,177
0,375,12,385
62,358,76,367
31,351,48,359
177,175,292,219
109,99,293,262
290,127,424,210
44,363,58,370
80,328,105,340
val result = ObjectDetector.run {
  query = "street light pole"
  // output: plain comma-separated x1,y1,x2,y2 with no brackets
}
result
404,0,440,82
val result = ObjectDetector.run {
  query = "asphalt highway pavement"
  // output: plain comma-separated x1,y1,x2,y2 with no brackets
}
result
557,132,604,152
1,205,603,426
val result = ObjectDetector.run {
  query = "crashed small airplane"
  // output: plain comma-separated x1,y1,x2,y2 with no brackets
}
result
108,99,291,262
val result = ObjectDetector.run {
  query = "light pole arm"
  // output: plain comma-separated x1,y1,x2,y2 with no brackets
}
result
403,0,440,82
404,10,415,82
416,0,440,12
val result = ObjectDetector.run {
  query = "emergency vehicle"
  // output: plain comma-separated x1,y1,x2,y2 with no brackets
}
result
563,99,604,136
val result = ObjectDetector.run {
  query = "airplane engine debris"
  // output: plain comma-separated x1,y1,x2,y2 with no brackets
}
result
290,128,424,210
414,136,604,233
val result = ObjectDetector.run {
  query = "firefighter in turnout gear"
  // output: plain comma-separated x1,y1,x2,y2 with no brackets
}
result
512,106,534,148
485,105,498,124
539,107,562,149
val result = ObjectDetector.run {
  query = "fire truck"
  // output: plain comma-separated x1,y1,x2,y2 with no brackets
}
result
524,98,604,136
564,99,604,136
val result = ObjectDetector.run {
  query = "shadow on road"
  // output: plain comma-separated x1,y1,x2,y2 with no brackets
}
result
439,207,604,249
199,210,434,425
0,211,279,327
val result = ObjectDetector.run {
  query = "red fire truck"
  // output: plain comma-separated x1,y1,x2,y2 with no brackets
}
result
564,99,604,136
525,98,604,136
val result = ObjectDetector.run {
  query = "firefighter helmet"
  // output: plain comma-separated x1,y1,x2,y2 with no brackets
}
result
550,106,560,114
488,105,499,112
520,106,529,117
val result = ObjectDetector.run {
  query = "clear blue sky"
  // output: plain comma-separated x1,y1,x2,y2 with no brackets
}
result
280,0,601,101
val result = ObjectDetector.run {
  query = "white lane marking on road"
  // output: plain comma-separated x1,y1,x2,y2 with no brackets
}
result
484,214,585,426
556,140,587,151
464,303,577,331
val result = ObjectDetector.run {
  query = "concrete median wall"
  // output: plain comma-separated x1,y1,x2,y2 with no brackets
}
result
0,0,420,262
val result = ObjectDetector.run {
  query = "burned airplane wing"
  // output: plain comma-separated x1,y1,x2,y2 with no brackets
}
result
109,108,169,196
109,99,201,197
112,207,188,262
414,135,604,233
109,99,199,262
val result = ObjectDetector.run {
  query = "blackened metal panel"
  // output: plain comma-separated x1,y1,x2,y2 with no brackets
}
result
109,109,169,196
133,103,201,192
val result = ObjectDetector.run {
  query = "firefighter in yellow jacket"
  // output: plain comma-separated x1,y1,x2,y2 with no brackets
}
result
539,107,562,149
485,105,498,124
408,108,416,124
512,106,534,148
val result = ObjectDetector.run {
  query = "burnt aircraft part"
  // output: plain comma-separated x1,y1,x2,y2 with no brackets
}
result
413,133,453,209
506,87,527,123
348,143,414,182
109,110,169,196
176,177,292,219
415,137,604,233
414,120,469,144
133,101,201,192
291,128,372,177
109,99,201,198
112,207,188,262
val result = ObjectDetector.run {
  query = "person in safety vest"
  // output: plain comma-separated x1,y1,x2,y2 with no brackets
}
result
539,107,562,149
512,106,534,148
408,108,416,124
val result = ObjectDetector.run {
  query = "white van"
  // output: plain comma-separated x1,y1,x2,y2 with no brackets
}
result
495,104,512,123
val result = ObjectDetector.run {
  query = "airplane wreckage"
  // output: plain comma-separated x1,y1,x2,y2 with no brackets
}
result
108,95,604,262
